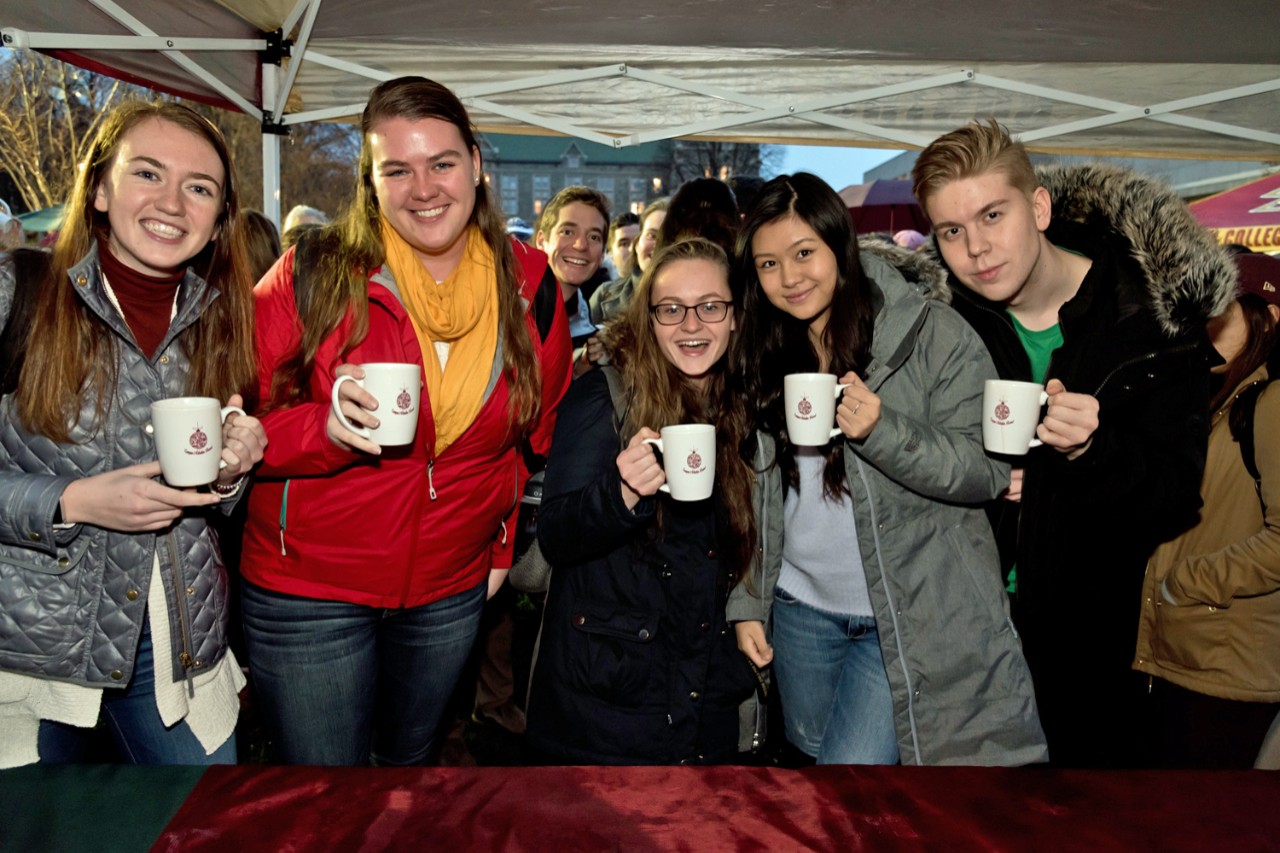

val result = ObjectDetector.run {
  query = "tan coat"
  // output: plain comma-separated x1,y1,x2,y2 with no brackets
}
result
1134,365,1280,702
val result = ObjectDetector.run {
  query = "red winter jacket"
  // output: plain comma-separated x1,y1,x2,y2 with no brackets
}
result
241,238,571,608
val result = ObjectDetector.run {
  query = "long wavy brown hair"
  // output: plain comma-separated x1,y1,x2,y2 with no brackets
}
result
15,101,257,441
264,76,541,434
604,238,757,581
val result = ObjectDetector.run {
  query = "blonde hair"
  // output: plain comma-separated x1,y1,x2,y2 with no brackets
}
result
912,117,1038,209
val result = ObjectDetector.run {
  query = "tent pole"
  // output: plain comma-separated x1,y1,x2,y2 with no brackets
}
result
261,62,283,228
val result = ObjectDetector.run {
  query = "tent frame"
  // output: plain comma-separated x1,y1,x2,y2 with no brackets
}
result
5,0,1280,224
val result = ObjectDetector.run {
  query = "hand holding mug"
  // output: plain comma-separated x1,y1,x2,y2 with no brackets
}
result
59,461,221,532
328,364,382,455
217,393,267,484
1037,379,1099,460
618,427,665,509
983,380,1049,456
642,424,716,502
835,372,881,441
784,373,851,446
151,397,247,487
330,362,421,450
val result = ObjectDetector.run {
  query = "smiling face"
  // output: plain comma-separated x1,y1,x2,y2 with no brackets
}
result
649,257,735,388
609,222,640,276
923,169,1052,309
92,117,225,277
369,115,481,279
535,201,607,293
751,214,840,339
635,209,666,273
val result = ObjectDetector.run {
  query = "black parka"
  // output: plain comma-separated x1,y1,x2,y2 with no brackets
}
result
526,368,757,765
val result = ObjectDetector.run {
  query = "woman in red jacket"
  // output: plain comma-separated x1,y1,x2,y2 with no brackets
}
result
241,77,571,766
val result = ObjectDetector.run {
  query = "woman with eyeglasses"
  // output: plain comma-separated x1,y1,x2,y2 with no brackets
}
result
526,238,762,765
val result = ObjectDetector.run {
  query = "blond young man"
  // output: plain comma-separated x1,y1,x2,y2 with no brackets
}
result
913,119,1235,767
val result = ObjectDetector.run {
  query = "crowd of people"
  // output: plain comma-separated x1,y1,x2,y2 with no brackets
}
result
0,76,1276,775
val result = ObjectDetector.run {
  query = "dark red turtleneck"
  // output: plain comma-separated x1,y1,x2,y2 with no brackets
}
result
98,246,184,360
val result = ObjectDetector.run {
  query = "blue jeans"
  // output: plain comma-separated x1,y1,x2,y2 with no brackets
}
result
38,622,237,765
241,580,485,766
771,588,899,765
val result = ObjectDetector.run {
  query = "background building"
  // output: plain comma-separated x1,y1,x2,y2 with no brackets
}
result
481,133,674,223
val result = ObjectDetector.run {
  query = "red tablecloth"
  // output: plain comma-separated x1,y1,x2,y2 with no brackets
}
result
152,764,1280,851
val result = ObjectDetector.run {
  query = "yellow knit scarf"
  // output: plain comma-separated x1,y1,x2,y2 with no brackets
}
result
380,217,498,455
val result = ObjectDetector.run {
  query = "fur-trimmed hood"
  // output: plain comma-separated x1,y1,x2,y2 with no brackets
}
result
858,236,951,303
1036,164,1237,336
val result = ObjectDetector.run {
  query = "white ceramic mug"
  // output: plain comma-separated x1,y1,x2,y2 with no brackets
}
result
642,424,715,502
784,373,852,446
982,379,1049,455
150,397,246,487
330,363,422,447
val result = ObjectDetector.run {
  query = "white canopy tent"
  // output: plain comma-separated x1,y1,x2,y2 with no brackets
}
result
4,0,1279,223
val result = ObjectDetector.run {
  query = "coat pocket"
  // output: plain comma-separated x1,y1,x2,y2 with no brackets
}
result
0,536,91,576
568,601,659,708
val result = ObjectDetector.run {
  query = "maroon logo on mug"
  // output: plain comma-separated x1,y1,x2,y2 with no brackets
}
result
991,399,1013,426
683,448,706,475
395,388,413,414
185,424,212,456
796,396,815,420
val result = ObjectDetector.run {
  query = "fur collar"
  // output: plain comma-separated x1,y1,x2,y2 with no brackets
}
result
1036,164,1236,336
858,237,951,303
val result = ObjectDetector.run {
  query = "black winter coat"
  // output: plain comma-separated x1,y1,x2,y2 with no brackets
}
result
526,369,757,765
946,170,1235,767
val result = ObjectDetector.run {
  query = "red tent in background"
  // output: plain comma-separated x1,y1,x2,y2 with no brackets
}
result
838,180,930,236
1189,172,1280,254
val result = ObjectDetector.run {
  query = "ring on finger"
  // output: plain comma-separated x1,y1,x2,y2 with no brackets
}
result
852,402,862,416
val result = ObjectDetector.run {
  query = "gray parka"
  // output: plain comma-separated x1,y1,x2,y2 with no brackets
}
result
728,242,1048,766
0,245,234,689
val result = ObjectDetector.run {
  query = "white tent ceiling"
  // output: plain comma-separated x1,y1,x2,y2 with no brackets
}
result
3,0,1279,218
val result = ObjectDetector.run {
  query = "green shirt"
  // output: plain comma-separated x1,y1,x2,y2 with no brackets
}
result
1004,313,1063,593
1007,310,1063,386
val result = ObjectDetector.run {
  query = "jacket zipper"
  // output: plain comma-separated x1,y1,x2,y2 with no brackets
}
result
854,456,922,764
1091,342,1198,398
754,441,769,751
278,480,290,555
166,529,197,698
427,458,437,500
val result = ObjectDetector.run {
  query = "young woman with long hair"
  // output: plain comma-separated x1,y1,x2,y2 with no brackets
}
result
729,173,1045,766
0,101,264,767
240,76,571,766
526,238,762,764
1134,251,1280,768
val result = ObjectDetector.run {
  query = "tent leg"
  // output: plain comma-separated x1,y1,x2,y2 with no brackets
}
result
261,60,283,228
263,132,282,228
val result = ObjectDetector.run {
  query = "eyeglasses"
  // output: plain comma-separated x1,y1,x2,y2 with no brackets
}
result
649,301,733,326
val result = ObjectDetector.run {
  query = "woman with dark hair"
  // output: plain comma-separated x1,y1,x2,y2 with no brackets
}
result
0,101,264,767
527,238,761,764
729,173,1045,766
241,76,571,766
1134,251,1280,768
659,178,740,257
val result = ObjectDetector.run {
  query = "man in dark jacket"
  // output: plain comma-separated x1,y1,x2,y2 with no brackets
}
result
911,119,1236,767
